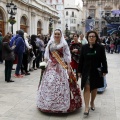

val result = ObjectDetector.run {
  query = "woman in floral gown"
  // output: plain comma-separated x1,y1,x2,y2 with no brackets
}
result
37,29,82,113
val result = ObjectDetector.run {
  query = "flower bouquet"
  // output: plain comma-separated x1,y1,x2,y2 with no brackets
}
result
40,61,48,70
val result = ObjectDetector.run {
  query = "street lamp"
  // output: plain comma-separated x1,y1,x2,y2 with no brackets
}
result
49,17,53,36
65,24,68,37
6,0,17,34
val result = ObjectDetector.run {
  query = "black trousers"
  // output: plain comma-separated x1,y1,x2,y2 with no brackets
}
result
36,51,42,68
21,53,28,73
0,50,3,62
5,60,13,82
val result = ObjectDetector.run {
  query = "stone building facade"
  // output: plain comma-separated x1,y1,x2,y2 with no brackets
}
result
0,0,59,36
41,0,64,31
41,0,83,35
64,5,82,35
82,0,120,36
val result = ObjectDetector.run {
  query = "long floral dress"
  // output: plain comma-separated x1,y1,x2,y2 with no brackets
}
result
37,47,82,113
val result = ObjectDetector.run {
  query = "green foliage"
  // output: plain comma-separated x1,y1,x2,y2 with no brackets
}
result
8,18,16,25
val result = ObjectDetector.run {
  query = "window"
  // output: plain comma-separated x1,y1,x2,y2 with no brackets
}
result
72,12,74,17
56,5,63,10
70,19,76,23
66,11,68,16
58,0,62,3
66,19,68,23
89,9,95,18
101,21,105,25
52,0,56,4
70,19,74,23
70,27,76,31
74,19,76,23
58,20,61,24
0,11,3,20
105,11,111,16
37,21,41,28
20,16,27,25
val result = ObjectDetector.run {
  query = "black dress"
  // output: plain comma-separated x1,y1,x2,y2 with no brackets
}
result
78,43,108,91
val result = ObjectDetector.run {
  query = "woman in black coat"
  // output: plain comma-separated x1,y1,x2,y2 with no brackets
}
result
2,34,16,82
78,31,108,115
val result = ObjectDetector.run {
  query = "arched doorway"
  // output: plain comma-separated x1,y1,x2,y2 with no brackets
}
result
37,21,42,35
0,10,4,36
20,16,27,32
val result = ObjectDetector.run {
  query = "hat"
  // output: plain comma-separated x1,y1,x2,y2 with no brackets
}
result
18,29,24,36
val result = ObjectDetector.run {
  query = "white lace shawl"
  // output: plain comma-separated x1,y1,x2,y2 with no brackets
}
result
44,30,71,63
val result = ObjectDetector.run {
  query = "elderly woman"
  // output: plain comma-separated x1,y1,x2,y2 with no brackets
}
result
37,29,82,113
78,31,108,115
2,34,16,82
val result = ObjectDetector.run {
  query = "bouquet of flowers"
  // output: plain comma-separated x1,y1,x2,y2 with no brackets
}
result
40,61,48,70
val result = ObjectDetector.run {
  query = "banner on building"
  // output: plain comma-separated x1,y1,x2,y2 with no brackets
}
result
107,24,120,35
85,19,95,33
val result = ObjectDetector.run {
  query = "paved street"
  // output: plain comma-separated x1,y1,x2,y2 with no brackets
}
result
0,53,120,120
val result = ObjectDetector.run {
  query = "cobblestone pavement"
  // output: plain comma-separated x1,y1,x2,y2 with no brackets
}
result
0,53,120,120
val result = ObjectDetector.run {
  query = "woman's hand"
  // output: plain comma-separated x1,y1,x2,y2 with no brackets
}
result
11,45,16,49
78,73,82,78
72,49,78,53
103,73,107,76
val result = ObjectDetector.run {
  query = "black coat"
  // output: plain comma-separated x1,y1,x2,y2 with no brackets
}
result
78,43,108,91
2,42,15,61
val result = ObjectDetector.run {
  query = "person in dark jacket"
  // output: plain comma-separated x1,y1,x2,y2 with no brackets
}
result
14,30,25,78
31,35,38,70
2,34,16,82
78,31,108,115
0,32,3,63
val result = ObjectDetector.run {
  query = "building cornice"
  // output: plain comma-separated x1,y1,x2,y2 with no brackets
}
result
17,0,59,19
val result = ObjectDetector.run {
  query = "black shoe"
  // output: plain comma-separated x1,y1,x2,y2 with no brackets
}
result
7,80,14,82
34,68,37,70
84,110,89,116
25,72,30,75
90,102,95,111
37,67,41,69
91,107,95,111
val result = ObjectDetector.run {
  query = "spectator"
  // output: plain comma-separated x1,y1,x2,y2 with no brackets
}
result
2,34,16,82
0,32,3,63
70,33,82,80
79,34,88,45
14,30,25,78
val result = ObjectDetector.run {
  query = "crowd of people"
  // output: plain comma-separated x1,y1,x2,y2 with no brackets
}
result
100,35,120,54
0,30,50,82
0,29,109,116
